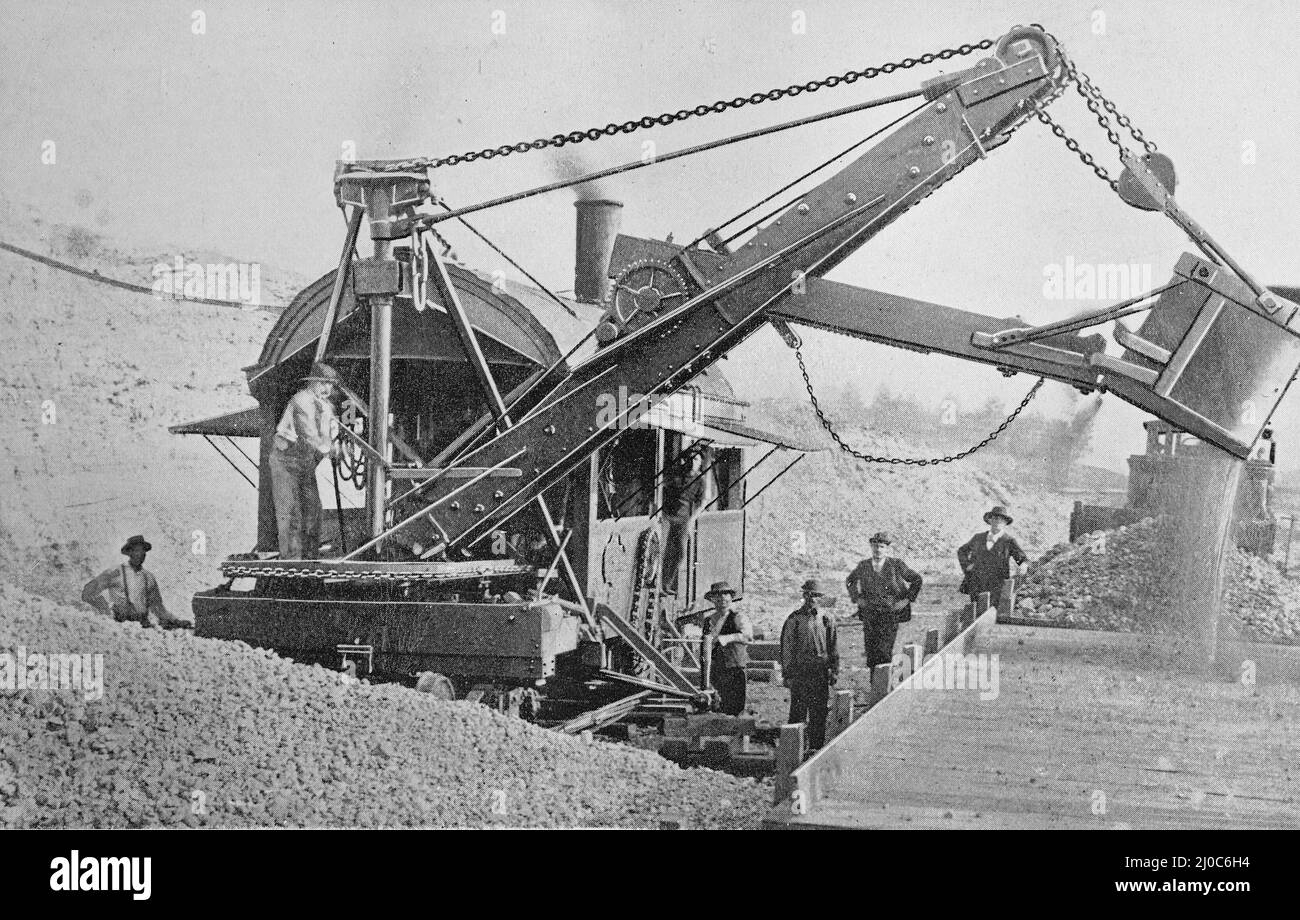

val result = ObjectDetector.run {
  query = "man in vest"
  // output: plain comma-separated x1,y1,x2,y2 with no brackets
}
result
269,361,341,559
780,579,840,750
81,535,191,628
846,532,924,669
702,581,752,716
957,505,1029,605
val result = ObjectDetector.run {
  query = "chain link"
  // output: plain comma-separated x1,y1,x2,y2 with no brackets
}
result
1069,65,1158,156
1032,104,1119,192
356,40,996,173
1028,23,1159,196
223,561,527,581
794,344,1043,465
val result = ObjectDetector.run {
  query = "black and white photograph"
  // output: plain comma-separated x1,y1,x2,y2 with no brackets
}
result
0,0,1292,893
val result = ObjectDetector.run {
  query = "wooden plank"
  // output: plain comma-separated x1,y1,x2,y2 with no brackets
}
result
826,689,854,740
868,663,892,708
769,797,1295,830
773,724,805,807
386,466,523,479
997,578,1018,619
597,607,698,695
943,610,963,644
768,609,1300,829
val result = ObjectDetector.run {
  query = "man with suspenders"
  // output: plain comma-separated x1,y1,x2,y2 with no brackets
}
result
81,535,191,629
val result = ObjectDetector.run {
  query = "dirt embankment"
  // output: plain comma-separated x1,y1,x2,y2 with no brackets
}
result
0,239,277,612
0,582,766,828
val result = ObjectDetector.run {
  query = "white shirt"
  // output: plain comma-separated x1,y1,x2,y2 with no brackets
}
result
275,387,336,455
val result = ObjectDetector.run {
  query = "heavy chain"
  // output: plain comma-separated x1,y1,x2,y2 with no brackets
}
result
794,344,1043,466
222,562,526,581
1033,105,1120,192
360,40,997,173
1029,23,1159,195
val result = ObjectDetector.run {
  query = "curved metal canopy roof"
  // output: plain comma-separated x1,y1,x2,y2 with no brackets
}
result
247,263,565,388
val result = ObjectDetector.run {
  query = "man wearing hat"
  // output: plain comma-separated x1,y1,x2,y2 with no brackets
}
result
702,581,753,716
268,361,341,559
660,446,709,596
846,532,924,669
780,580,840,750
81,536,190,628
957,506,1029,604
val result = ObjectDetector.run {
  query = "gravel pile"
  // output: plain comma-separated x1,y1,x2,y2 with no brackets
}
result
1224,551,1300,645
1016,518,1300,644
0,582,767,828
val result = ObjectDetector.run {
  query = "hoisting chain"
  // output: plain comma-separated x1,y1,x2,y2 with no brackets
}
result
357,39,998,172
1029,24,1160,196
793,341,1044,466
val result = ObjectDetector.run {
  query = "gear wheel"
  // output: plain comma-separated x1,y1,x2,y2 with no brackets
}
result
596,258,689,344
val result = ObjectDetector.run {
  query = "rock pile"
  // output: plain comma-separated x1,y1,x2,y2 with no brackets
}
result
1016,518,1300,644
0,582,767,828
1224,550,1300,645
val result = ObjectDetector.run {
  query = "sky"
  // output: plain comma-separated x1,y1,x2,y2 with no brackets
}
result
2,0,1298,470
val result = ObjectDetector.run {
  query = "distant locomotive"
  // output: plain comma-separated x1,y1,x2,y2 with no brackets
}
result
1069,420,1278,556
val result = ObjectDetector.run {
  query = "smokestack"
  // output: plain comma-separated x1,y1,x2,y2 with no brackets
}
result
574,199,623,304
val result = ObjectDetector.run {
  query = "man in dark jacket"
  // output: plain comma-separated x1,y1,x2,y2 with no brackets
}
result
780,579,840,750
957,505,1029,604
660,448,707,595
703,581,752,716
845,532,923,668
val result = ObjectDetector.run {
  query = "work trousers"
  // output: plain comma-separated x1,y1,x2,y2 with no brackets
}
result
712,666,746,716
660,514,691,593
786,663,831,749
966,578,1006,607
860,607,899,669
268,446,324,559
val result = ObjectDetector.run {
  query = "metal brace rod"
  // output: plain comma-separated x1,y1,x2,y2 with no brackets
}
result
645,458,720,520
340,425,388,467
961,114,988,158
700,444,780,512
607,439,712,520
422,243,595,623
341,448,526,560
979,280,1179,348
536,527,572,595
1119,151,1277,310
334,380,424,466
201,435,257,489
423,87,926,225
740,453,807,510
315,206,364,362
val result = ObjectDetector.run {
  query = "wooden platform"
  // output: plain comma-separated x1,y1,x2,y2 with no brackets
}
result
766,621,1300,829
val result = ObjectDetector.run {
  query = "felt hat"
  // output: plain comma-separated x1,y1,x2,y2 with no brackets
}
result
800,579,824,597
703,580,741,602
983,505,1014,526
868,532,892,545
120,535,152,554
301,362,341,385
